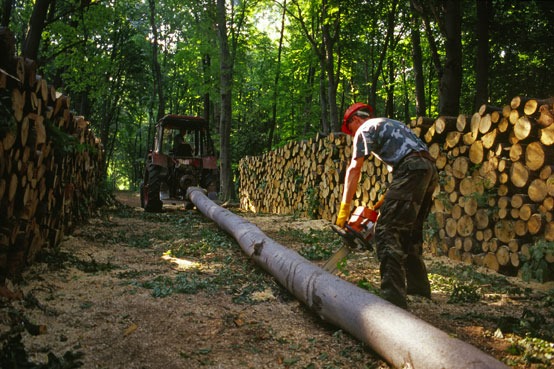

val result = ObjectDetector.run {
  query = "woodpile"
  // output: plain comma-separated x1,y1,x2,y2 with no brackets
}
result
0,27,104,278
239,96,554,278
239,132,390,220
421,96,554,275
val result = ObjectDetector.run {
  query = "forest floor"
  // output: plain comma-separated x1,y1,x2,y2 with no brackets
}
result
1,191,553,369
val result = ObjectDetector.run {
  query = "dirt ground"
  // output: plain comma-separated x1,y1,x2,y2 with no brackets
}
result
1,191,553,369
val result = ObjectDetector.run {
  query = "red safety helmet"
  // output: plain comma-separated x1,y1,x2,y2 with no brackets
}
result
342,102,374,135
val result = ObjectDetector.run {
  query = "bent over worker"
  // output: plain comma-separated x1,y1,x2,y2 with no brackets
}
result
337,102,438,309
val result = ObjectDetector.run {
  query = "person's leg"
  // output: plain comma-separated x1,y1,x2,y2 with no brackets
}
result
375,198,412,308
375,156,437,307
405,252,431,298
404,160,438,298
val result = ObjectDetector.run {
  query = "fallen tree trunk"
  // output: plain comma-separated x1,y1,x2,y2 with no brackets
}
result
187,187,509,369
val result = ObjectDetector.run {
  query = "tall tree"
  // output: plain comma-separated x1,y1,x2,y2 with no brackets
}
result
215,0,234,200
473,0,491,111
413,0,462,116
410,0,426,117
267,0,287,150
288,0,341,133
1,0,13,27
439,0,462,115
22,0,52,60
148,0,165,122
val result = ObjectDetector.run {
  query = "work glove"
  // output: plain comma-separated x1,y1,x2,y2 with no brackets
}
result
336,202,351,228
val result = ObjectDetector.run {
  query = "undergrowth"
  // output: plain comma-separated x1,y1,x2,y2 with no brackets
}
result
3,199,553,368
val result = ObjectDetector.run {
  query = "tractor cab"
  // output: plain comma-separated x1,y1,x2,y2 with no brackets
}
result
140,114,219,212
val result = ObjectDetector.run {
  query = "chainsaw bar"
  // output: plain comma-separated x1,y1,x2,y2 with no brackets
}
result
323,225,374,273
322,225,357,273
322,244,350,273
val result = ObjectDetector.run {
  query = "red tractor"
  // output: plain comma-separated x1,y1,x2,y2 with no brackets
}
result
140,114,219,212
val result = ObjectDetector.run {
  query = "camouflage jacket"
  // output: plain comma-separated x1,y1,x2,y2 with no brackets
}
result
353,118,428,171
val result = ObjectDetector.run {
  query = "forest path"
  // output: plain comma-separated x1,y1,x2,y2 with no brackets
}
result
0,191,552,368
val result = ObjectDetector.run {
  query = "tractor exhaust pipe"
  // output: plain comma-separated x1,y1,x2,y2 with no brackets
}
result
187,187,509,369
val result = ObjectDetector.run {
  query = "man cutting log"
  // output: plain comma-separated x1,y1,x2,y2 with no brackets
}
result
336,102,438,309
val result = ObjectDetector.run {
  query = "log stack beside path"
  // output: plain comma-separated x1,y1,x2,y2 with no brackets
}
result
0,28,104,279
239,96,554,278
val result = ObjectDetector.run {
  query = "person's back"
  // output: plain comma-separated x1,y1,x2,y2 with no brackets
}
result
174,142,192,156
173,130,192,156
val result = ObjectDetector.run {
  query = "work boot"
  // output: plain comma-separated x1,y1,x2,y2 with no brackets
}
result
380,256,408,309
381,288,408,309
406,287,431,299
405,254,431,299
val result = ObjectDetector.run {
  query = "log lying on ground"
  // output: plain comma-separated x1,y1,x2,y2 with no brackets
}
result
187,187,509,369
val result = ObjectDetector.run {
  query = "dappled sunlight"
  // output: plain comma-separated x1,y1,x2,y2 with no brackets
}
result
161,252,201,271
161,250,229,274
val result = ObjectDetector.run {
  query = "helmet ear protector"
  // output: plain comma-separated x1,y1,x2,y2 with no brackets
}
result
342,103,373,134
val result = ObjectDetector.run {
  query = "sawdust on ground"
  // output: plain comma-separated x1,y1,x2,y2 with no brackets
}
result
0,191,552,369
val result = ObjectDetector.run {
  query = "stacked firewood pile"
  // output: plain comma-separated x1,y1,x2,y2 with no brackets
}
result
419,97,554,274
239,97,554,276
239,132,390,220
0,28,104,277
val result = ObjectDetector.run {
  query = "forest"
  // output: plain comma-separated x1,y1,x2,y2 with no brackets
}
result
2,0,554,200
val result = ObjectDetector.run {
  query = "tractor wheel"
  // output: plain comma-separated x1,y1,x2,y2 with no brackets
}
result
203,171,220,200
139,181,146,208
144,164,163,212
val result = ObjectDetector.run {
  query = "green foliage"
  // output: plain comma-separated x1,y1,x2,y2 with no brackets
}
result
93,178,116,207
428,262,519,295
520,240,554,283
467,189,492,208
448,283,482,304
276,227,340,260
506,336,554,367
356,278,380,295
35,249,117,274
141,274,215,297
45,121,79,155
305,187,320,220
423,212,439,245
6,0,554,190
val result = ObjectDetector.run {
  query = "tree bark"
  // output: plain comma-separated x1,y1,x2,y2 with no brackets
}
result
267,0,287,150
23,0,52,60
410,2,426,116
321,0,341,131
148,0,165,122
439,0,462,116
474,0,491,111
216,0,235,201
2,0,13,27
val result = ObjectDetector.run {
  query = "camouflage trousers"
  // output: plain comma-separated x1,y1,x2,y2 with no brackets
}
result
375,155,438,308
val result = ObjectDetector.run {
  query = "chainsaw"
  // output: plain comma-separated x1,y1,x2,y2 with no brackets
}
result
323,196,384,273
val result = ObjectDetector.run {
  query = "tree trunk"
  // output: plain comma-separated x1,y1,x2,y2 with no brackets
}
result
410,3,426,117
267,0,287,150
23,0,52,60
148,0,165,122
370,0,398,111
474,0,491,111
439,0,462,116
202,54,211,122
2,0,13,27
216,0,235,200
187,187,509,369
321,0,340,132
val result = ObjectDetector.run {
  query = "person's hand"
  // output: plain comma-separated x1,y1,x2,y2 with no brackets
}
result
336,202,351,228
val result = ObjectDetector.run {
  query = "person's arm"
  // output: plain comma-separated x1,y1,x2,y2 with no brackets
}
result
342,157,364,204
336,156,364,227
